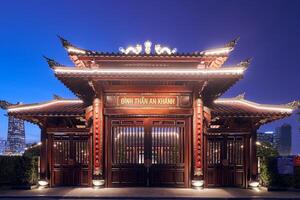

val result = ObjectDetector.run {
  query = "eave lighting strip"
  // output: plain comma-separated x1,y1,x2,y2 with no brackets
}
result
202,47,233,55
8,100,83,112
214,99,293,113
67,47,86,54
54,67,246,75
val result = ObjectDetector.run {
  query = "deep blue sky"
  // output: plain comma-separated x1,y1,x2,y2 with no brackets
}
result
0,0,299,152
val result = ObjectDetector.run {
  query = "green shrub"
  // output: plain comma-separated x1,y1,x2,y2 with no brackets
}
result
294,167,300,188
259,156,299,188
0,155,38,186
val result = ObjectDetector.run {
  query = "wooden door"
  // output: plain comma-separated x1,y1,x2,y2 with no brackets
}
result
205,134,246,187
107,118,189,187
51,134,89,186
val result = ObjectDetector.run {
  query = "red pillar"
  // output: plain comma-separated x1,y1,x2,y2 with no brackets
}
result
92,98,104,179
193,97,204,179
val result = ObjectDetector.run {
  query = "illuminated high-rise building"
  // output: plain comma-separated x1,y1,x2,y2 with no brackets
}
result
5,116,25,154
0,138,6,155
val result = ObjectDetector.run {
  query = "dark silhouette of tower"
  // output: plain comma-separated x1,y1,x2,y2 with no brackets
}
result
274,124,292,156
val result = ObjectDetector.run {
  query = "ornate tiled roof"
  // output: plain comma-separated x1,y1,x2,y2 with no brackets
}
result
210,95,299,125
7,99,85,117
7,97,298,125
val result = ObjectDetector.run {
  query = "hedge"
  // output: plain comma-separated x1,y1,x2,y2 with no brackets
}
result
260,156,300,188
0,155,39,186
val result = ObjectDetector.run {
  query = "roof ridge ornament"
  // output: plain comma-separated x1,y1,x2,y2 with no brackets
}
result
225,37,240,48
119,40,177,55
0,100,17,110
53,94,64,100
57,35,86,54
119,44,142,55
285,100,300,110
239,58,252,68
43,56,62,69
200,37,240,56
235,92,246,99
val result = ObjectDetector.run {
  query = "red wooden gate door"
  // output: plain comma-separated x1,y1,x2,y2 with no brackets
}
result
107,118,189,187
205,134,246,187
51,134,89,186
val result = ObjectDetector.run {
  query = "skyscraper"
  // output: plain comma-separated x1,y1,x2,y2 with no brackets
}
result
274,124,292,156
5,116,25,155
1,100,26,155
257,131,274,145
0,138,6,155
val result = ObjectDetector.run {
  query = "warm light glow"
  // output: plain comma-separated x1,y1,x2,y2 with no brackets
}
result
7,99,83,112
119,40,177,55
201,47,233,55
37,142,42,146
92,179,105,188
155,44,177,55
144,40,152,54
38,180,49,189
67,47,86,54
119,44,142,54
253,187,261,192
54,67,246,76
214,98,293,113
256,141,261,146
210,125,220,129
192,180,204,189
249,181,260,188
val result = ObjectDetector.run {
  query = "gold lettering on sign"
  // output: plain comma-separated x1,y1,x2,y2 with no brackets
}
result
117,96,177,107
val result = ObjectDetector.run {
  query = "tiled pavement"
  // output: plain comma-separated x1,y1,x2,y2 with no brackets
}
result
0,187,300,199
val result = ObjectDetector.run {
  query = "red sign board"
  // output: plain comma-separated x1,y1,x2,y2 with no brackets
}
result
117,96,178,107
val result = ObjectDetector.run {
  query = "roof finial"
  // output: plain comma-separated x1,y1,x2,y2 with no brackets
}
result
225,37,240,48
57,35,72,48
53,94,64,100
286,100,300,110
57,35,86,54
43,56,62,69
239,58,252,68
235,92,246,99
0,100,15,110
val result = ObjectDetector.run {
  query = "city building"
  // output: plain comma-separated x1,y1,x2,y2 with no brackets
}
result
274,124,292,156
4,37,299,188
257,131,274,145
0,138,6,155
0,101,26,155
5,116,25,155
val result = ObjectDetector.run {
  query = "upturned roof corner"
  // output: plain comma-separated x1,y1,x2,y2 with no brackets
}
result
57,35,86,54
53,94,64,100
239,58,252,68
43,56,62,69
286,100,300,110
235,92,246,99
0,100,18,110
225,37,240,48
57,35,72,48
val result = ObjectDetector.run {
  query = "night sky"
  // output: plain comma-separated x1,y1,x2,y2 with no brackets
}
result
0,0,299,152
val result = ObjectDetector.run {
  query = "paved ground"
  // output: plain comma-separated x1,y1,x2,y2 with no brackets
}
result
0,187,300,199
